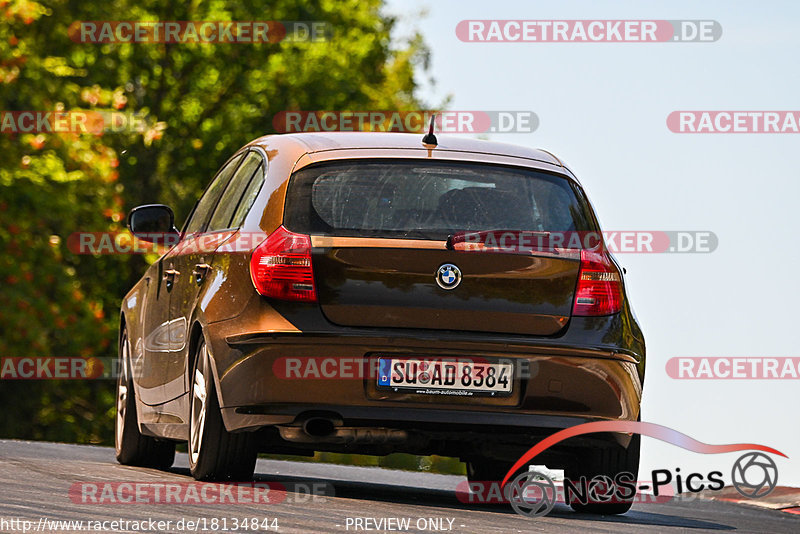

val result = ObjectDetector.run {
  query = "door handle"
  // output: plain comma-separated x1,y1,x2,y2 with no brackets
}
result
192,263,211,284
163,268,180,291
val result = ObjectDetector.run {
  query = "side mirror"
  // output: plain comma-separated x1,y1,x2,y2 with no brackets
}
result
127,204,179,244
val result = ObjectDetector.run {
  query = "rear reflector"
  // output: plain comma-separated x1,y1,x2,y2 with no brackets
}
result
573,248,622,316
250,226,317,302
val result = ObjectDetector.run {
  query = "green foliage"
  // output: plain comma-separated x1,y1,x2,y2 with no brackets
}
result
0,0,430,448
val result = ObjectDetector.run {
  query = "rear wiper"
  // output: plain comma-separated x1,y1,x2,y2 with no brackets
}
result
402,229,445,241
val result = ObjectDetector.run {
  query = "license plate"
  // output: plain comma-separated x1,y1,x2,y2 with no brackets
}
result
377,357,513,396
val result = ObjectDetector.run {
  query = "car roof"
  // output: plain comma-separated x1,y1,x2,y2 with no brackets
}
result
247,132,569,170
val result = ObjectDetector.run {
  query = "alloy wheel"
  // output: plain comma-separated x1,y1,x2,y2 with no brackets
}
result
114,334,130,455
189,343,209,465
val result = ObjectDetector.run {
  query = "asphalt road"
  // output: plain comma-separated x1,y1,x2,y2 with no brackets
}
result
0,440,796,533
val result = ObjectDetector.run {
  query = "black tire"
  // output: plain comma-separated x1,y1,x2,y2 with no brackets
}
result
466,458,518,484
115,328,175,470
566,433,640,515
188,339,258,481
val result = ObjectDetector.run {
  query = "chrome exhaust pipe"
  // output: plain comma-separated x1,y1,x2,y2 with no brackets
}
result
277,419,409,445
302,417,336,438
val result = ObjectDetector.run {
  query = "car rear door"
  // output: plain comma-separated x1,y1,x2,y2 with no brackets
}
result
165,150,264,401
155,152,243,401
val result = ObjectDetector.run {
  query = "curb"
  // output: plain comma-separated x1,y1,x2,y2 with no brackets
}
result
701,486,800,515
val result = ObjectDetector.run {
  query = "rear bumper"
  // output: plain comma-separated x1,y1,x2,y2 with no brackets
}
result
206,326,643,434
222,403,594,431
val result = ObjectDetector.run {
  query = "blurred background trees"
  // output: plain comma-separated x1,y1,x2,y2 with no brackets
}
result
0,0,460,473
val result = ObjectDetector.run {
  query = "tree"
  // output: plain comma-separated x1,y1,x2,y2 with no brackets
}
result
0,0,429,444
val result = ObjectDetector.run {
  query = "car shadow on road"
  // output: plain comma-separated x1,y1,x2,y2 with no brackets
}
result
168,467,733,531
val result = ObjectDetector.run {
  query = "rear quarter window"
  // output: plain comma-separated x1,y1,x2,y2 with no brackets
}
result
206,151,263,231
183,152,244,234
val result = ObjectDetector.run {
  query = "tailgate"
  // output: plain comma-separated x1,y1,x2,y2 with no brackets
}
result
312,239,578,335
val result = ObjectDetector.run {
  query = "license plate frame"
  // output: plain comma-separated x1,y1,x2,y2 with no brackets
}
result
376,356,514,397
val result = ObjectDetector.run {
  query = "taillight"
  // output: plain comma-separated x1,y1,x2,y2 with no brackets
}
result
573,248,622,316
250,226,317,302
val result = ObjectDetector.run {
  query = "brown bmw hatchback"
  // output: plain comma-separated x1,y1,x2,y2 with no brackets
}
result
117,132,645,514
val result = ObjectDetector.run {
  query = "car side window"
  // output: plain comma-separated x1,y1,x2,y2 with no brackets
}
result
183,153,244,235
228,161,266,229
206,151,263,232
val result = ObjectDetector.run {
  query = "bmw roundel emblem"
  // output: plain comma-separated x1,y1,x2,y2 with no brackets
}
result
436,263,462,290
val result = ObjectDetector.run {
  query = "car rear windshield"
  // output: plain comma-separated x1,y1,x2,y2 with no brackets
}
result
283,159,596,239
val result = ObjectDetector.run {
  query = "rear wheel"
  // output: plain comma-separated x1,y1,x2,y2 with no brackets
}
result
188,339,258,481
465,458,513,508
466,458,517,484
115,328,175,469
566,433,640,515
